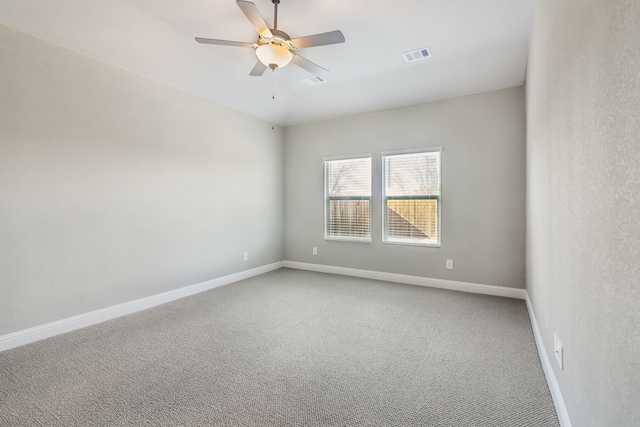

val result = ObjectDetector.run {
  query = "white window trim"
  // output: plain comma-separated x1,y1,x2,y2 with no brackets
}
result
324,154,372,243
323,153,373,162
381,146,442,156
381,147,442,248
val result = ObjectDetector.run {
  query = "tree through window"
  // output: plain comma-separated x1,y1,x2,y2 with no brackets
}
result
382,149,441,246
324,156,371,241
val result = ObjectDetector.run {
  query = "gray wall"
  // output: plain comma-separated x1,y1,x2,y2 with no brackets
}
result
284,88,526,288
526,0,640,425
0,26,284,336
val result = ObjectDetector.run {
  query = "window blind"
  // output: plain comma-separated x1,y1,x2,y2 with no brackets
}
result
382,150,441,246
324,156,371,241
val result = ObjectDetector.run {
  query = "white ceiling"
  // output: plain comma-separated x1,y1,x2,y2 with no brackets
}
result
0,0,535,126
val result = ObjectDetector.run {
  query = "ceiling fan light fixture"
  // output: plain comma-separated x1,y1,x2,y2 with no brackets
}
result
256,43,292,69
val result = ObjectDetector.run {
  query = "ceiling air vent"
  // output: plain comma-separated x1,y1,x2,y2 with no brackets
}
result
303,76,326,85
403,47,432,63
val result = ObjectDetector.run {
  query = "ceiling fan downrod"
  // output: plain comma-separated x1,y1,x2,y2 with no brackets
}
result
272,0,280,30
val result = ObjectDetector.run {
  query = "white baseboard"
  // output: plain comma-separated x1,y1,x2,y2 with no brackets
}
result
200,262,284,292
524,294,572,427
0,262,283,353
282,261,527,300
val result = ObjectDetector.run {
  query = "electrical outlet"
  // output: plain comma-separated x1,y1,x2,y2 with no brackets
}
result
312,247,318,256
554,333,564,370
242,251,248,261
446,259,454,270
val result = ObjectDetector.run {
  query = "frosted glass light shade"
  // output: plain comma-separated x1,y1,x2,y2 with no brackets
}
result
256,43,293,69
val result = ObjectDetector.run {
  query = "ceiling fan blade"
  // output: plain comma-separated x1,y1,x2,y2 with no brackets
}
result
249,61,268,76
236,0,273,38
291,30,345,49
292,53,329,77
195,37,255,48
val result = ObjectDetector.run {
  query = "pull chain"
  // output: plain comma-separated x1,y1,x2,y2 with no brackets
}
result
271,1,281,130
271,69,276,130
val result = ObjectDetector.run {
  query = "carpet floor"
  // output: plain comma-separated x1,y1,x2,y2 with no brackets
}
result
0,268,559,426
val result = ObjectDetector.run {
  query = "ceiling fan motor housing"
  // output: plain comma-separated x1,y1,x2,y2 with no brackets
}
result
259,29,295,50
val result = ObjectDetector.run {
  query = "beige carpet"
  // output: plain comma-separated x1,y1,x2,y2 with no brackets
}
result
0,268,559,426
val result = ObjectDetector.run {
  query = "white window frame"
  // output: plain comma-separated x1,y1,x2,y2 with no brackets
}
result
324,154,372,243
381,147,442,247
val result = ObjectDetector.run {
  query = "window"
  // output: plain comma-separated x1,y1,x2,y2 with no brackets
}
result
382,148,441,246
324,156,371,241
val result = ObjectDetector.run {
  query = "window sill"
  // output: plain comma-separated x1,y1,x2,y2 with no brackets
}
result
382,239,440,248
325,237,372,244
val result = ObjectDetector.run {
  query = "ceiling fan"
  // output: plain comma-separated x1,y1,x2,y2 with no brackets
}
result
195,0,345,77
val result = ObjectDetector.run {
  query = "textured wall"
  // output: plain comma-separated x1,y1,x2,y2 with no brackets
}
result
284,88,526,288
0,26,284,335
526,0,640,425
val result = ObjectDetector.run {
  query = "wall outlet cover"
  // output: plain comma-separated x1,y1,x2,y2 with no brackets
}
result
554,333,564,370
